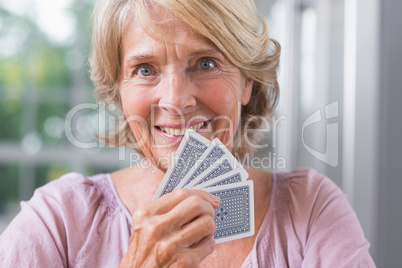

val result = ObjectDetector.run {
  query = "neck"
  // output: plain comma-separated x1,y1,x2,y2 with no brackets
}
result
135,159,166,193
111,159,167,214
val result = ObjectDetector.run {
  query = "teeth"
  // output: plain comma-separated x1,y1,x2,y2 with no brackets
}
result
159,121,207,136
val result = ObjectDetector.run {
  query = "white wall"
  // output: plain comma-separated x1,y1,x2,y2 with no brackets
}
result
377,0,402,266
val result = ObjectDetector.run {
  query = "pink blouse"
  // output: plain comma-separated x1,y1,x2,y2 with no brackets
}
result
0,168,375,267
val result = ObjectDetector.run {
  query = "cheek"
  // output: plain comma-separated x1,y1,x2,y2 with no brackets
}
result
120,86,160,161
199,78,242,147
121,86,153,122
200,77,242,114
120,86,155,148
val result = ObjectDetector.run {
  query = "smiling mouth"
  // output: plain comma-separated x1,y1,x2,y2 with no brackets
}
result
155,120,210,136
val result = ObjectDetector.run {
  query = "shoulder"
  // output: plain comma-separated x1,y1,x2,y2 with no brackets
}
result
30,172,111,209
277,167,336,188
24,172,126,229
35,172,104,195
24,173,123,258
268,169,374,266
0,173,129,267
0,173,109,266
274,168,342,206
271,168,349,238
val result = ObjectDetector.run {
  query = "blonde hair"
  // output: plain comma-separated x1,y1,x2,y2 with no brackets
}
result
90,0,281,160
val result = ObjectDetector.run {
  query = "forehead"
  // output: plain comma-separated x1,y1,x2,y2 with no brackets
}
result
121,9,220,57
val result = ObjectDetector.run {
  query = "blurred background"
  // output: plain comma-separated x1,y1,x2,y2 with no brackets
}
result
0,0,401,266
0,0,133,233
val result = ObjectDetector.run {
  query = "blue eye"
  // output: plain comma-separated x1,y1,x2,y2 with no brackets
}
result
199,60,216,70
137,66,154,76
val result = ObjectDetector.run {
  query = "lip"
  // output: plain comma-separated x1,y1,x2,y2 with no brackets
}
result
154,127,185,143
155,119,211,129
154,120,210,142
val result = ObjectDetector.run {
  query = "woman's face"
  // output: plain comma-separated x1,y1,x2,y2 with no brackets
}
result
119,15,253,171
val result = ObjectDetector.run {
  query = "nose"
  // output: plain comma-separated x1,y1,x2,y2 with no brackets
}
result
158,70,196,115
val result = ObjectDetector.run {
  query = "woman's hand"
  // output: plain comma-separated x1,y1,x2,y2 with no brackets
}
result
119,189,220,267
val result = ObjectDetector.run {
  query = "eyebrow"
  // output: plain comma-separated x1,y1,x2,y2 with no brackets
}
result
125,48,222,63
188,48,222,57
126,54,157,62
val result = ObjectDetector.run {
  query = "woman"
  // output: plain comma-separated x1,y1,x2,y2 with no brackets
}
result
0,0,375,267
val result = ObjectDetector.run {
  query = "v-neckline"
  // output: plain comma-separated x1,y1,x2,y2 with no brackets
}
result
106,172,277,266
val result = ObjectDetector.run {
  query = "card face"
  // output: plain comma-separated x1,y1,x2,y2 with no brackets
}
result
205,181,255,244
192,168,248,189
174,138,228,190
152,130,210,201
184,155,241,189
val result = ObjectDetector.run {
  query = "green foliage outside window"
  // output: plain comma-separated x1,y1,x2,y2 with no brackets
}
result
0,0,96,207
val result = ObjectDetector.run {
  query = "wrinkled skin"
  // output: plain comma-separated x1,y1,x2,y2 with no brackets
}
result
119,12,253,172
119,189,220,267
117,8,254,268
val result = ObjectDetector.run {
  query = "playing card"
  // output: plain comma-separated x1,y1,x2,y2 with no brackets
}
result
191,168,248,189
174,138,229,190
204,180,255,244
152,130,210,201
152,129,255,244
184,155,242,189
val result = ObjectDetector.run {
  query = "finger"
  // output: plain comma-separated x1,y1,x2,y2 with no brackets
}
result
151,189,220,215
176,214,216,248
167,195,216,228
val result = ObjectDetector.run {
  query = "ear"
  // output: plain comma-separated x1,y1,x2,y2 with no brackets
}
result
240,78,254,106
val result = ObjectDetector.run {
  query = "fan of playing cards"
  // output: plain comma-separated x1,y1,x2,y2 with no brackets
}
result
153,129,255,244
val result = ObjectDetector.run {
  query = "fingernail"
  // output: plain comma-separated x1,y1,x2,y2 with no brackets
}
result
214,196,220,204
